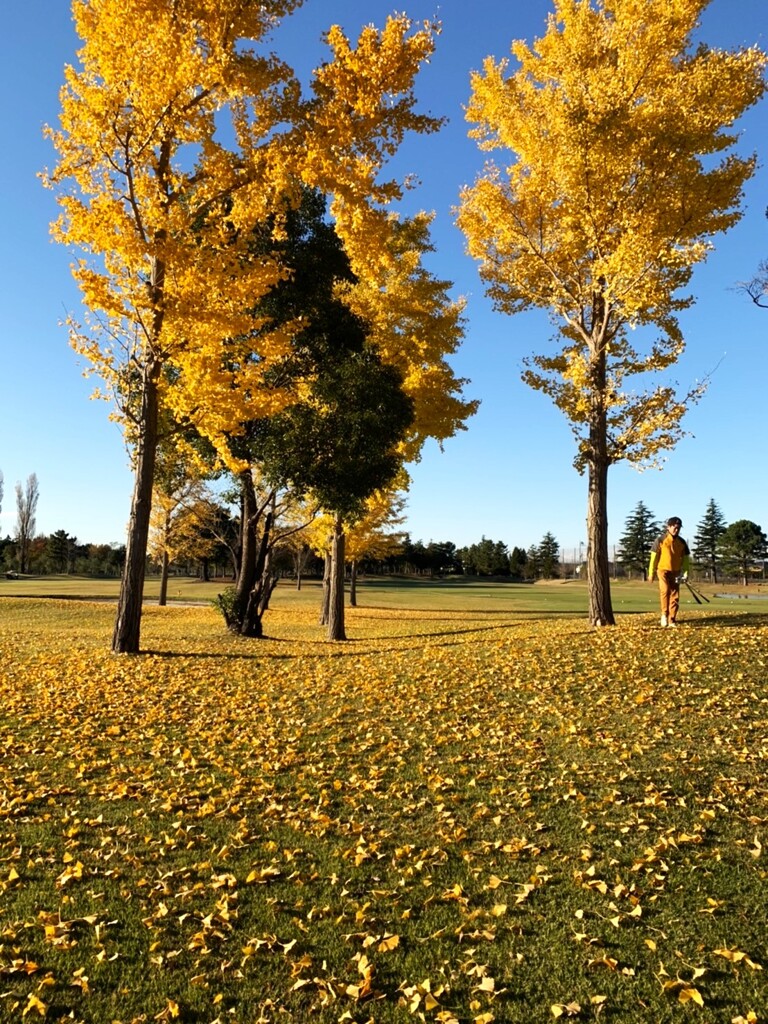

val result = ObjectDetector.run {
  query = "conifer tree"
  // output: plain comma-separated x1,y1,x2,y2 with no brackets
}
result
538,532,561,580
618,502,660,580
692,498,728,582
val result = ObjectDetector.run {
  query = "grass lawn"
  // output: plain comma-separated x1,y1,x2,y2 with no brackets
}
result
1,587,767,1023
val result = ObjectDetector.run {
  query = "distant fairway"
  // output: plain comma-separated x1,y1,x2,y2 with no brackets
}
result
1,571,762,619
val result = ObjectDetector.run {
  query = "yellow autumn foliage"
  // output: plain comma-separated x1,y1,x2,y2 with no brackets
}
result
45,1,445,461
458,0,766,470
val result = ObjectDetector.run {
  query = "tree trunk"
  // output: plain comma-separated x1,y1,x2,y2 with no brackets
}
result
258,547,278,617
349,559,357,607
158,548,169,606
218,474,277,638
319,553,331,625
112,362,161,653
586,323,615,627
327,517,346,640
586,453,615,626
112,227,168,653
234,471,258,614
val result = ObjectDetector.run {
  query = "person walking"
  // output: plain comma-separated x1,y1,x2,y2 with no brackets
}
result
648,516,691,627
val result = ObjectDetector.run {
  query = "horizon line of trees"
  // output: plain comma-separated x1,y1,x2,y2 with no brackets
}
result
4,470,766,590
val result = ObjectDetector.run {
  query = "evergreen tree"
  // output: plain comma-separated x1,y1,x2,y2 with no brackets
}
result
717,520,767,586
524,545,541,581
538,532,560,579
618,502,660,580
47,530,74,574
692,498,728,582
509,546,528,581
461,538,510,576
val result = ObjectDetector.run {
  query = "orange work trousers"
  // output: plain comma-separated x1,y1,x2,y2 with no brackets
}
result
658,570,681,622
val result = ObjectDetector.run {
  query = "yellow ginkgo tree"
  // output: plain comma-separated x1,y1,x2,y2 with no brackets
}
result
457,0,766,626
45,0,444,652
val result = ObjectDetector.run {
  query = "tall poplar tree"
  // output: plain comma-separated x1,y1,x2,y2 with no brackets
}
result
457,0,766,625
46,0,444,652
692,498,727,582
14,474,39,576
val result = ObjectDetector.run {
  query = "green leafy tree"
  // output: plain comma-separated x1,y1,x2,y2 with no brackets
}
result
424,541,463,577
692,498,728,582
262,350,414,639
618,502,660,580
717,520,767,586
538,532,561,580
218,189,428,640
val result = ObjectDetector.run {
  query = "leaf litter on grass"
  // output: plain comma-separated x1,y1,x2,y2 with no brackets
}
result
0,598,767,1022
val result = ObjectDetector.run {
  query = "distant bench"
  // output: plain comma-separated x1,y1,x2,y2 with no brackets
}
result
5,571,19,580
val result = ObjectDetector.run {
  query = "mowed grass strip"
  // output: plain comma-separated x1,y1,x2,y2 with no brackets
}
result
1,598,767,1023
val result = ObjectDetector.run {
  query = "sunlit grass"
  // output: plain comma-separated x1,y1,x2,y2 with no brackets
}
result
2,571,766,616
1,597,767,1023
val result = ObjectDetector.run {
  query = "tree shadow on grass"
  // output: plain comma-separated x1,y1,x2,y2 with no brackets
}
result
140,616,591,660
141,610,768,659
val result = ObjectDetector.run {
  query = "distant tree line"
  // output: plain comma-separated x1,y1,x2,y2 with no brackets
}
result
618,498,767,585
1,532,125,578
359,533,563,581
6,471,763,589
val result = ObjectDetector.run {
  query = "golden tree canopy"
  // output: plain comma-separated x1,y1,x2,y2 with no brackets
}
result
45,0,445,460
457,0,766,469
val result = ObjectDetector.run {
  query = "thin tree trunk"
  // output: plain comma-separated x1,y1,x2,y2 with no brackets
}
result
158,548,170,606
113,363,161,652
258,545,279,617
327,517,346,640
349,559,357,607
234,471,258,613
112,220,167,652
319,553,331,625
584,312,615,627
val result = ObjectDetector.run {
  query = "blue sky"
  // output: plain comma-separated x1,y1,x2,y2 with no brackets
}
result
1,0,766,560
